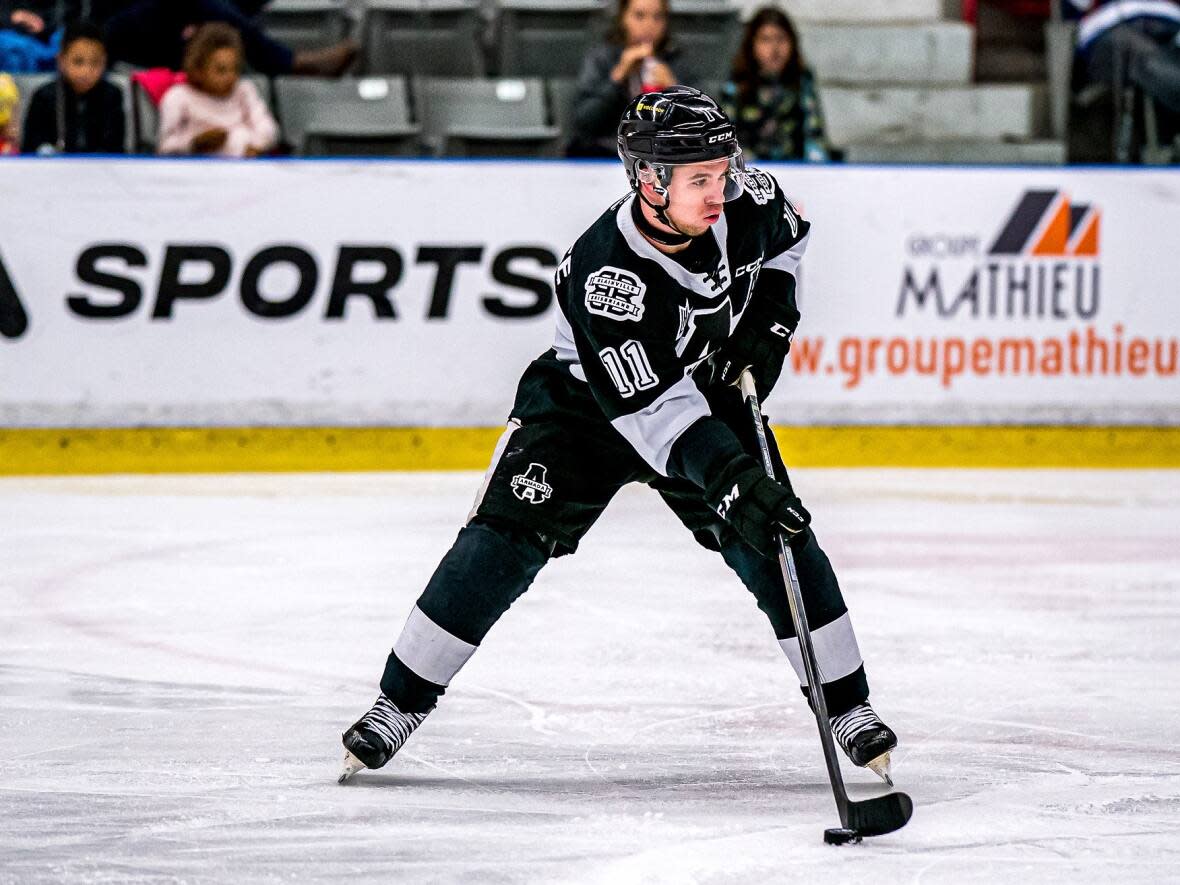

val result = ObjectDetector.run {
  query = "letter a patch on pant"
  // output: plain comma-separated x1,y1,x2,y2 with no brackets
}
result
511,463,553,504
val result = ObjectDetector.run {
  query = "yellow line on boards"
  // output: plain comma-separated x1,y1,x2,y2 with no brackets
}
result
0,426,1177,476
0,427,504,475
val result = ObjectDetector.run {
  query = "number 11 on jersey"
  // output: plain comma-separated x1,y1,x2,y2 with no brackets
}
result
599,340,659,398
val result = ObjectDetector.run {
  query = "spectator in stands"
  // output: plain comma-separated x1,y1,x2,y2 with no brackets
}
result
92,0,357,78
567,0,695,157
0,72,19,153
21,19,125,154
721,6,829,162
1069,0,1180,115
0,1,73,72
157,22,277,157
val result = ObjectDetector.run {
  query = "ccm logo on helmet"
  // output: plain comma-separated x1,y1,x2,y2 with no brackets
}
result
707,131,732,143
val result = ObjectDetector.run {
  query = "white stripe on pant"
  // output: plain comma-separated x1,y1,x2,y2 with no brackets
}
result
393,605,478,686
777,611,863,686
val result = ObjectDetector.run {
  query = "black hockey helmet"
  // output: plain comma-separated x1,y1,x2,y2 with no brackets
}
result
617,86,744,202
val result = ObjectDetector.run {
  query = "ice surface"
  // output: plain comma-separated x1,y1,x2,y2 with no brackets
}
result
2,469,1179,883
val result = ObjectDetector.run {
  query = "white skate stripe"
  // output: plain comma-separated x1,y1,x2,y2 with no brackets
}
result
610,374,711,476
777,612,863,685
467,419,520,522
394,605,478,686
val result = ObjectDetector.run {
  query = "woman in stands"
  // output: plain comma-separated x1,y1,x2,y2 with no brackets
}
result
566,0,695,157
721,5,829,162
157,22,277,157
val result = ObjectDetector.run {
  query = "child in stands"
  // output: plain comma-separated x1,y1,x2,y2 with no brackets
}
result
721,6,829,163
157,21,277,157
0,73,19,153
21,19,125,153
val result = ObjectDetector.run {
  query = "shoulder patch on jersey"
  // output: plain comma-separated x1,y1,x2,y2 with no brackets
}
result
737,168,778,206
585,265,647,323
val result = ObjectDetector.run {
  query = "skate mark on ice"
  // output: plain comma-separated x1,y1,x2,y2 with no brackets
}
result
626,701,788,740
5,737,102,761
465,684,556,736
16,538,348,689
899,706,1180,763
389,752,499,794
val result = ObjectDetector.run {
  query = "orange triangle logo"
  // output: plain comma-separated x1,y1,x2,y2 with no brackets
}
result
1032,197,1070,256
1071,211,1100,256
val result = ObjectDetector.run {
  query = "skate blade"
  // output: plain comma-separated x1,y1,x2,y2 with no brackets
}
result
337,749,367,784
865,751,893,786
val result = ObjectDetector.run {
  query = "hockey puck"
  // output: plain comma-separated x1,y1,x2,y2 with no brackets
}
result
823,828,862,846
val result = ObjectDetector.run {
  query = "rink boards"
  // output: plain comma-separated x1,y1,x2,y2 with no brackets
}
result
1,158,1177,471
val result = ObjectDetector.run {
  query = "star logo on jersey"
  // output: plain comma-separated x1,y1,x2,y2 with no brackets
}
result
676,303,691,341
511,463,553,504
736,169,777,206
585,266,646,322
674,301,729,373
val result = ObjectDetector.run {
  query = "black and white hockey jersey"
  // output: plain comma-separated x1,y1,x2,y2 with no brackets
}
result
512,168,810,486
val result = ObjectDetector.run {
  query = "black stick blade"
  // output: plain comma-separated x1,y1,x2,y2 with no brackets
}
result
846,791,913,837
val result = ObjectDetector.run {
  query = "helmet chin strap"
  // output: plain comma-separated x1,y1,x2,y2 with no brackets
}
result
634,187,693,246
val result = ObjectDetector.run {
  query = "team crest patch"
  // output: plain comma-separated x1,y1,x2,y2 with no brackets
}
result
585,266,646,322
511,463,553,504
737,169,777,205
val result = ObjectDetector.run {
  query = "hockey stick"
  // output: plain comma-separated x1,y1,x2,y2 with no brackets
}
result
738,369,912,845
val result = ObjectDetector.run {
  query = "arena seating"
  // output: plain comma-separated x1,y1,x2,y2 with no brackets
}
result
492,0,605,78
667,0,741,81
361,0,484,77
4,0,1076,163
258,0,352,53
414,75,559,156
274,75,420,155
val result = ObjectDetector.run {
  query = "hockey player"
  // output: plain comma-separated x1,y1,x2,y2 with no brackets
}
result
340,87,897,786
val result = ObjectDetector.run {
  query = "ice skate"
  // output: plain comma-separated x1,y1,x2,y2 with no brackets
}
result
338,694,430,784
830,702,897,786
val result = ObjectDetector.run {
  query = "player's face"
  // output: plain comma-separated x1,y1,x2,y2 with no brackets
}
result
621,0,667,46
661,158,730,236
59,38,106,97
753,23,793,77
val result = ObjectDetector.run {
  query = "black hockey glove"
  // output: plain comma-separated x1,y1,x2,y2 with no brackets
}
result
705,458,811,556
711,294,799,394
